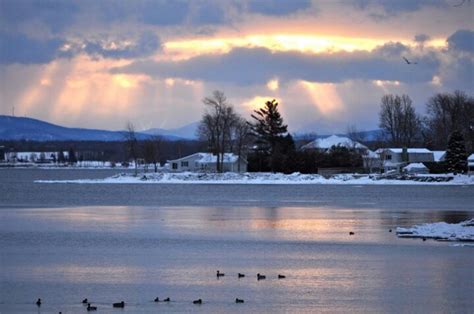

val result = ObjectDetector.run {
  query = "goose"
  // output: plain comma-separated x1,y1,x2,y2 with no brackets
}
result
403,57,417,65
238,273,245,278
217,270,225,277
193,299,202,304
257,273,266,280
113,301,125,308
235,298,244,303
87,304,97,311
154,297,159,302
82,298,88,304
163,297,170,302
278,274,286,279
36,298,41,306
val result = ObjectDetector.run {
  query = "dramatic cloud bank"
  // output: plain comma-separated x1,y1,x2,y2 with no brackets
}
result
0,0,472,132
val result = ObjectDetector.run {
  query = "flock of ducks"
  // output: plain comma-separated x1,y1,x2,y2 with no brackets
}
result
35,270,287,311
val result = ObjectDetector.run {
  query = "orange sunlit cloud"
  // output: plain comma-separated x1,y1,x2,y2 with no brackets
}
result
164,34,447,60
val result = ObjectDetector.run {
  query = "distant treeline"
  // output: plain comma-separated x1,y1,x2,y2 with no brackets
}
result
0,139,203,165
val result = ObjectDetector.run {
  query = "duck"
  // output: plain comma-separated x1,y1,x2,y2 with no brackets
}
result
217,270,225,277
36,298,41,306
163,297,170,302
389,229,392,233
87,303,97,311
278,274,286,279
235,298,244,303
193,299,202,304
82,298,88,304
154,297,159,302
238,273,245,278
113,301,125,308
257,273,266,280
422,238,427,242
349,232,355,235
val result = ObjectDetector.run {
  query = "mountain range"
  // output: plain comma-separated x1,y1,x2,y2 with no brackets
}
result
0,115,382,142
0,115,193,142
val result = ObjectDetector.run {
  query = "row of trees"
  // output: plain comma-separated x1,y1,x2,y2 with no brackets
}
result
378,90,473,151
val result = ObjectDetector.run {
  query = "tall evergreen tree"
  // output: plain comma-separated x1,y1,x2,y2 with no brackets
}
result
445,130,468,174
250,99,288,172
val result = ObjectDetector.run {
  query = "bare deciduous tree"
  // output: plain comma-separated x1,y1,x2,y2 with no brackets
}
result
231,117,253,172
143,135,162,172
379,94,421,147
124,122,139,176
197,90,238,172
424,90,474,151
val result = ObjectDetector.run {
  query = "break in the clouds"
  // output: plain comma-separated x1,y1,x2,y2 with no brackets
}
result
113,43,439,85
0,0,473,133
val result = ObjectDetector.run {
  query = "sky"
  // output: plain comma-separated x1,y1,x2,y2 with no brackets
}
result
0,0,473,134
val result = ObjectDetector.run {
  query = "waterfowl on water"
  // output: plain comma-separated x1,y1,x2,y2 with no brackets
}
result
278,274,286,279
193,299,202,304
389,229,392,233
349,232,355,235
82,298,88,304
113,301,125,308
257,273,266,280
163,297,170,302
36,298,41,306
217,270,225,277
238,273,245,278
87,303,97,311
154,297,159,302
235,298,244,303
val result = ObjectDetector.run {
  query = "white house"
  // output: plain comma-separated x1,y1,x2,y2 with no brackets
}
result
301,135,368,151
468,154,474,175
167,152,247,173
403,162,429,174
375,148,434,173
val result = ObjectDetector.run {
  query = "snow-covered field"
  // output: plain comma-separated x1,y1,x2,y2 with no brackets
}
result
396,219,474,242
35,172,474,185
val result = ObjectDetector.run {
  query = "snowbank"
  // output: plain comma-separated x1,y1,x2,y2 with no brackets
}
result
396,219,474,242
35,172,474,185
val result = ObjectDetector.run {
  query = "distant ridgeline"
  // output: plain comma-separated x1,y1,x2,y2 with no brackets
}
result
0,115,191,142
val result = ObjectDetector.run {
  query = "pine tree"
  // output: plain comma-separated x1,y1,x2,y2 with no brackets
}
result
250,99,288,172
445,130,468,174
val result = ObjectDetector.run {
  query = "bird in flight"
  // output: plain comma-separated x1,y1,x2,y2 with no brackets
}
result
403,57,417,65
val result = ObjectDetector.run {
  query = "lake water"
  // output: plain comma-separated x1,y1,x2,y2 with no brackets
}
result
1,169,473,313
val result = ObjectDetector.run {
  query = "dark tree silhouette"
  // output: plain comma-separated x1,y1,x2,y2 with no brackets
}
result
250,99,288,172
445,131,468,174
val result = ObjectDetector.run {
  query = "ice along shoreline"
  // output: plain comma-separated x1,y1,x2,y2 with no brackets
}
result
35,172,474,185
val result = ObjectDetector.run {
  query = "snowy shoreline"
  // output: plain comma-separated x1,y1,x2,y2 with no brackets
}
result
396,219,474,242
35,172,474,185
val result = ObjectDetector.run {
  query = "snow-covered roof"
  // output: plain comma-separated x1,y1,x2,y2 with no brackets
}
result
196,153,239,164
302,135,367,150
169,152,241,164
376,148,432,154
433,151,446,162
364,149,379,158
403,163,428,170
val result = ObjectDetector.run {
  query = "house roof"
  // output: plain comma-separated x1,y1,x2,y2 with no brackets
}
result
403,162,428,170
302,135,367,150
376,148,432,154
168,152,243,164
468,153,474,161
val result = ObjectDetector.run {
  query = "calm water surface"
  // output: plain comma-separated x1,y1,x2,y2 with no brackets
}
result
0,169,473,313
